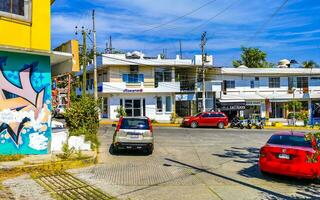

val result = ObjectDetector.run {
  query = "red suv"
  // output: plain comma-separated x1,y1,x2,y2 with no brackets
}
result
182,112,228,129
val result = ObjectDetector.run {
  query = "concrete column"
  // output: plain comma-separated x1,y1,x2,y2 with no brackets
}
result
308,99,312,124
260,101,266,118
172,67,176,82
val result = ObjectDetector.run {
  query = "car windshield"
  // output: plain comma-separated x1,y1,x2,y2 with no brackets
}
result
194,113,203,117
120,118,150,130
267,135,312,148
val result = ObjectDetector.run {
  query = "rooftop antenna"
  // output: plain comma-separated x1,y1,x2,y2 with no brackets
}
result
108,35,113,54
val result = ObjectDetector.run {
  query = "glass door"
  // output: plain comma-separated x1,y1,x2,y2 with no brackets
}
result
124,99,142,117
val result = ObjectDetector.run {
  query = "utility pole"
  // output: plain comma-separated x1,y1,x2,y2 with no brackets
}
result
81,28,87,97
109,36,113,54
201,32,207,112
92,9,98,101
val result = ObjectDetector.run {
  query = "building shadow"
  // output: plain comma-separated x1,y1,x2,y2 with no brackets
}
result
211,147,320,199
108,144,151,157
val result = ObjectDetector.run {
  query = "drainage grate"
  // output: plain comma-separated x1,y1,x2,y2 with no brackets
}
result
33,171,115,200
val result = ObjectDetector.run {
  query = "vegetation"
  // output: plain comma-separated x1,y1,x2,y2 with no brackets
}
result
115,106,127,118
56,143,75,160
0,154,24,162
64,96,100,150
284,100,303,113
305,132,320,162
233,47,274,68
302,60,319,68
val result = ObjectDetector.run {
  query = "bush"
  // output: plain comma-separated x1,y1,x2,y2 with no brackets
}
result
115,106,127,118
56,143,75,160
64,96,100,150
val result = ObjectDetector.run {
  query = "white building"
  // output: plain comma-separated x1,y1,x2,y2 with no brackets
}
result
204,67,320,124
77,53,213,122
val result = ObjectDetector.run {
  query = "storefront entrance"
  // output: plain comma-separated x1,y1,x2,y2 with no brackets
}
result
122,99,146,117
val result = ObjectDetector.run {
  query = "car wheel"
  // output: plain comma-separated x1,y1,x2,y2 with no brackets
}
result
218,122,225,129
230,123,234,128
190,121,198,128
147,147,153,155
111,144,118,154
260,170,269,177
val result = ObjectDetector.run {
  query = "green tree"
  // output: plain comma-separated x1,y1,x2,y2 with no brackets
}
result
233,47,272,68
305,132,320,163
64,96,100,150
302,60,318,68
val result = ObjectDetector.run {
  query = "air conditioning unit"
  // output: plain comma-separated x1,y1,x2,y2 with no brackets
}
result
130,65,139,73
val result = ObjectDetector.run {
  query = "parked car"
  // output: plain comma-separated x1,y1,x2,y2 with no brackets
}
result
112,117,154,154
259,132,320,180
53,104,66,118
182,112,228,129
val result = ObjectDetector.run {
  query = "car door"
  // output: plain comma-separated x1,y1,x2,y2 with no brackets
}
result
208,113,218,126
198,113,208,126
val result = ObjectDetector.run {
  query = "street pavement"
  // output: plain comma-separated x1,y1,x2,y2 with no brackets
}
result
69,126,320,200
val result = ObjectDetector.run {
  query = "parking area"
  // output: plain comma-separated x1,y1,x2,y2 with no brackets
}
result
70,126,320,200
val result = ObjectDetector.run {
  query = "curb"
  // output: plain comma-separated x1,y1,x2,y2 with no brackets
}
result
0,157,96,173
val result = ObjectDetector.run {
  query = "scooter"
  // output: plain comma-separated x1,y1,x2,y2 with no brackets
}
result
255,120,264,129
230,118,244,129
245,119,253,129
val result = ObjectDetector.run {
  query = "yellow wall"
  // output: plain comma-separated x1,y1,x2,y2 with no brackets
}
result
0,0,51,52
108,65,155,87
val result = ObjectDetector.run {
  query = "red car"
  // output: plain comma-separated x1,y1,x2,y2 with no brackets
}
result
259,132,320,180
182,112,228,129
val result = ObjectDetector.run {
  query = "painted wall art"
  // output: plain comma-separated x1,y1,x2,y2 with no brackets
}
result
0,51,51,155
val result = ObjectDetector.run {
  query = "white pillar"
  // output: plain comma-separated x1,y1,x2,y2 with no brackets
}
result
172,67,175,82
308,99,312,124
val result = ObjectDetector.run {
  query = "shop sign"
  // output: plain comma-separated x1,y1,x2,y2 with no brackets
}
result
123,89,143,93
221,104,246,111
246,101,261,106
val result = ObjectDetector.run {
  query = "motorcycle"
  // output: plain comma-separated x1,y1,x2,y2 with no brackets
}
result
245,119,253,129
255,119,264,129
230,118,244,129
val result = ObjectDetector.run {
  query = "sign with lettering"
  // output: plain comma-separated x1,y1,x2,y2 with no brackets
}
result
123,89,143,93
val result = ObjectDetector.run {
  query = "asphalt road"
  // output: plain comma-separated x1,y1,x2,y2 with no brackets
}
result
70,126,320,200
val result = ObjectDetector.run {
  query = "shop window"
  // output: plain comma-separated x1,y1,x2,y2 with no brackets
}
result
156,97,163,112
269,77,280,88
103,72,108,82
0,0,31,22
165,96,172,112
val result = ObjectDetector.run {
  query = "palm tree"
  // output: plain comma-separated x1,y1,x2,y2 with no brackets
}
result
302,60,318,68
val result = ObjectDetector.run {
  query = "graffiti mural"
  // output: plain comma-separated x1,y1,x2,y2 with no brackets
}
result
0,51,51,155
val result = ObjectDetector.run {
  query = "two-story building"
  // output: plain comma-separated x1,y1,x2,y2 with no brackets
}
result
206,67,320,124
0,0,73,154
77,53,213,122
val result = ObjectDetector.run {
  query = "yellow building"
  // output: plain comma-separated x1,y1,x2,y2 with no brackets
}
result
0,0,52,52
0,0,72,155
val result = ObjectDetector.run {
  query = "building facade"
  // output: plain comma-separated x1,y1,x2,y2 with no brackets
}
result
77,53,213,122
206,67,320,125
0,0,72,154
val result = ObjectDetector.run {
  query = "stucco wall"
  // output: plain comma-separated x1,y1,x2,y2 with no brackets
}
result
0,51,51,155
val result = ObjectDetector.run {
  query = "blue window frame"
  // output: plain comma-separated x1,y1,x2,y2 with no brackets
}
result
123,74,144,83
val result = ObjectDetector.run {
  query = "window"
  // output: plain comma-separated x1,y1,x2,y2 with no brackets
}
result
311,77,320,81
250,81,254,88
122,74,144,83
297,77,308,89
155,70,172,87
156,97,162,112
202,113,210,118
120,118,150,130
124,99,141,117
225,80,235,89
0,0,31,21
269,77,280,88
267,135,311,148
165,96,172,112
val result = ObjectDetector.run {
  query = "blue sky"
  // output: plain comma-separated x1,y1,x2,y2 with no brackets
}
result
51,0,320,66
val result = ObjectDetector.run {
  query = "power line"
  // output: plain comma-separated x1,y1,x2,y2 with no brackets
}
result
190,0,240,33
142,0,218,33
226,0,290,66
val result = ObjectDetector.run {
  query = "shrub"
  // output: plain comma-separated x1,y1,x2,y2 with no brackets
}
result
64,96,100,150
57,143,75,160
115,106,127,118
